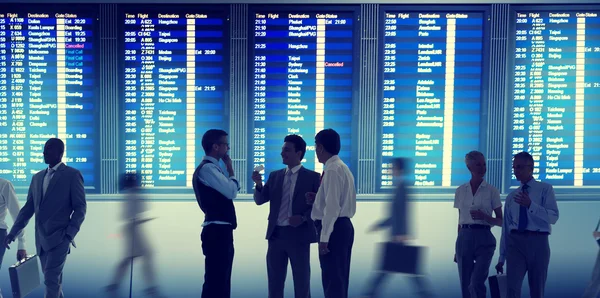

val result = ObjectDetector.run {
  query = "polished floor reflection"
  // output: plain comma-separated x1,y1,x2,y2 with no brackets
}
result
0,199,597,298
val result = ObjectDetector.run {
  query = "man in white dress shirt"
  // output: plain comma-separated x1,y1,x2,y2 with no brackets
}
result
496,151,559,298
0,178,27,298
307,128,356,298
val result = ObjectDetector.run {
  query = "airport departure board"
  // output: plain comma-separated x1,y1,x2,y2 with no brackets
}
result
250,9,356,190
122,8,228,188
0,8,98,189
380,10,485,189
511,9,600,187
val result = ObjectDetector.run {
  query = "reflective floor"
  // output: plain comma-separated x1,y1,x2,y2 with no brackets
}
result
0,199,597,298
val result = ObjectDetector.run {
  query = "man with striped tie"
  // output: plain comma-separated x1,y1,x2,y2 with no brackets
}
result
252,134,321,298
496,151,559,298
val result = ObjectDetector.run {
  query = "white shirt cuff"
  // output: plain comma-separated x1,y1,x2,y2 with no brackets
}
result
17,238,26,250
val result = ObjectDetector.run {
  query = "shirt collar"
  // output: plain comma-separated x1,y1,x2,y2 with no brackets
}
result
467,179,488,189
203,156,220,164
325,155,341,168
48,162,63,172
285,164,303,175
521,178,535,188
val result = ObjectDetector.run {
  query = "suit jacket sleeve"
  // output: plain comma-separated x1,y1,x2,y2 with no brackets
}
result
254,170,274,205
66,170,86,240
9,177,36,238
302,172,320,220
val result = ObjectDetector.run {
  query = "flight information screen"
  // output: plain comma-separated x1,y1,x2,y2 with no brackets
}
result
250,9,357,190
122,8,228,188
510,9,600,187
379,11,486,189
0,8,98,190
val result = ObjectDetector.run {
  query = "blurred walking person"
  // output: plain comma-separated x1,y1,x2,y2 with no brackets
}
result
361,157,433,298
106,173,165,298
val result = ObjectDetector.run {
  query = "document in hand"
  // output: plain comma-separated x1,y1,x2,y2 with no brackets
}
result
9,255,41,298
489,274,507,298
378,242,424,275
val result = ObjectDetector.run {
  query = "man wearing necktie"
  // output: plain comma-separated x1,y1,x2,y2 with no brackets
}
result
496,151,559,298
5,138,87,298
252,135,321,298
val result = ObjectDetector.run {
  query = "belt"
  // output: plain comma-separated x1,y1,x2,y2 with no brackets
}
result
510,230,549,235
314,216,350,222
314,217,349,224
460,224,490,230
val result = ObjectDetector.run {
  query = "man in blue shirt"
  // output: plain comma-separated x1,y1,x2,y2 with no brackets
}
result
192,129,240,298
495,151,559,298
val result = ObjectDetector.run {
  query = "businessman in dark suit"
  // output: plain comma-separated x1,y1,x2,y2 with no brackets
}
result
252,134,321,298
5,138,87,298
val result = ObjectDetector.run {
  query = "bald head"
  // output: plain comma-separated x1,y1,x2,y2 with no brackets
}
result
43,138,64,167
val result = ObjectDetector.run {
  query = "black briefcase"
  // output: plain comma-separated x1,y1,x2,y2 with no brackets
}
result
378,242,423,275
488,274,507,298
9,255,41,298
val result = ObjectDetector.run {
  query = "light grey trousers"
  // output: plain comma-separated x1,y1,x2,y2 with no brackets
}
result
506,232,550,298
455,228,496,298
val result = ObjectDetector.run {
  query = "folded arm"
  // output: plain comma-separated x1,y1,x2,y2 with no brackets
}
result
199,164,239,200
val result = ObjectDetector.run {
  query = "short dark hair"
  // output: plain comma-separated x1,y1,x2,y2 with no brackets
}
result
46,138,65,154
202,129,228,155
284,134,307,160
391,158,407,171
315,129,340,155
514,151,534,166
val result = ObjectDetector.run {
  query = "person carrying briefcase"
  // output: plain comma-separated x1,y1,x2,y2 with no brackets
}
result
360,158,434,298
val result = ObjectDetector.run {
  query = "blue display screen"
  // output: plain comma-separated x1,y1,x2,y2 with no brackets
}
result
0,8,98,190
121,8,228,188
249,9,357,191
379,11,485,189
510,10,600,187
